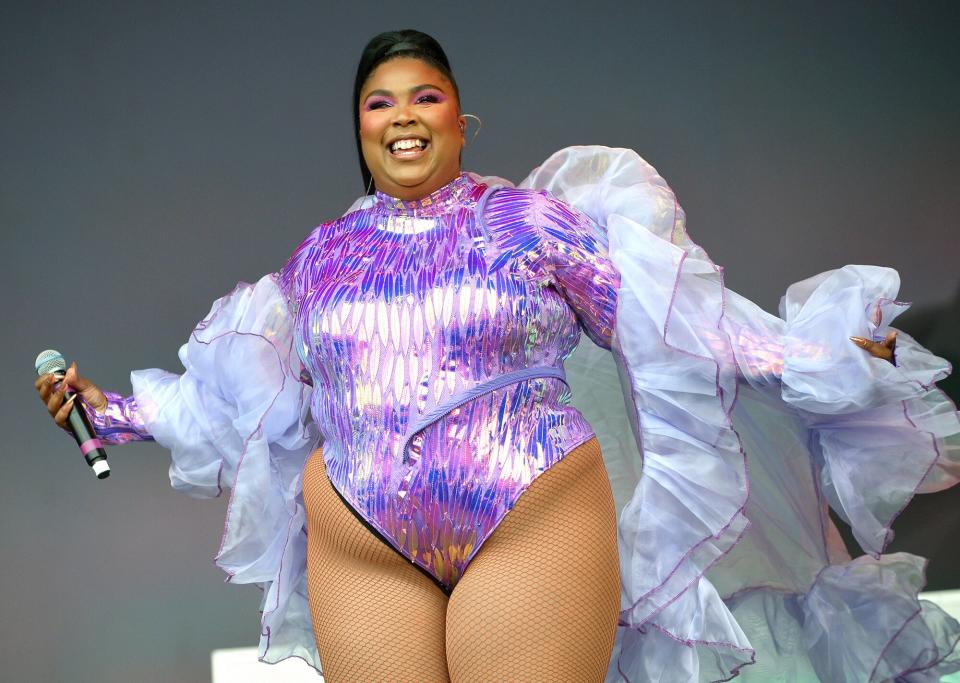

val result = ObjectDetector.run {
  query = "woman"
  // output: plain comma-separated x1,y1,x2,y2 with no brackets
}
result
35,29,960,682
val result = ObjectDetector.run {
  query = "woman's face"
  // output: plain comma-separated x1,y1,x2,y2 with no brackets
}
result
358,57,465,200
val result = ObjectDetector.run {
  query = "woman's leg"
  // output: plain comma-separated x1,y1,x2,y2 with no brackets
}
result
303,447,451,683
445,437,621,682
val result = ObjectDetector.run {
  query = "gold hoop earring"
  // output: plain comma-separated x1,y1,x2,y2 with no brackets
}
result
365,174,374,196
462,113,482,146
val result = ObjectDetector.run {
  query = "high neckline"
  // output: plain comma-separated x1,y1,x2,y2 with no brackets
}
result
374,173,479,216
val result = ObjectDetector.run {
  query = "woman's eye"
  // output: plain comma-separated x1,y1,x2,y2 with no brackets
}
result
367,100,391,110
416,94,439,104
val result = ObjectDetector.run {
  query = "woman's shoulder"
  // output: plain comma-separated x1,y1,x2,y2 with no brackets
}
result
290,210,356,252
276,212,355,300
483,183,558,206
481,182,589,236
284,208,363,263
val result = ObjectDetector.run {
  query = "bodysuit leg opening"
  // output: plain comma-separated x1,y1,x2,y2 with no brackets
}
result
324,471,453,597
455,429,600,574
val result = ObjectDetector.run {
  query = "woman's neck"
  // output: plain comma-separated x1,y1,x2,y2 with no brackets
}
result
374,172,478,216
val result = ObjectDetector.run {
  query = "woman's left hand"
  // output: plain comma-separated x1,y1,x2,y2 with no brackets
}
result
850,330,897,365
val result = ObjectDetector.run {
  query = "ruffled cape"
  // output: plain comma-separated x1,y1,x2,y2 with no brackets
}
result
131,146,960,682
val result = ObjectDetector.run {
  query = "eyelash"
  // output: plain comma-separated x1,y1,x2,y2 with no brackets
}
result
366,93,442,111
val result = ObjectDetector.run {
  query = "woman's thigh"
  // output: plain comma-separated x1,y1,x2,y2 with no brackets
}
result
302,447,451,683
445,437,621,683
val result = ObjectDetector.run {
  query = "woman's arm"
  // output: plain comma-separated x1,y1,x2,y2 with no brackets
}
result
531,189,898,388
517,190,620,349
35,361,154,445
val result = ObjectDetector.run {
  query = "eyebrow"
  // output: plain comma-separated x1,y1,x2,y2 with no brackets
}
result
363,83,446,102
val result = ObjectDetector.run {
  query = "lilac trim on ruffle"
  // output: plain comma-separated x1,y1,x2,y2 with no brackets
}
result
829,384,959,559
720,559,960,683
177,323,296,543
644,620,757,654
256,512,301,621
622,517,752,623
646,621,757,683
870,388,960,557
801,554,960,683
618,276,750,625
894,628,960,681
607,190,756,676
865,556,959,683
208,334,290,571
616,202,751,621
613,619,757,683
159,273,318,669
871,396,951,553
871,606,924,682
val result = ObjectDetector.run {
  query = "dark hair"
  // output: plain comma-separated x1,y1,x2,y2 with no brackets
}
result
353,30,460,194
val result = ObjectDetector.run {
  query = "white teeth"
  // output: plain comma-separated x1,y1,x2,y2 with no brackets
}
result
390,139,426,152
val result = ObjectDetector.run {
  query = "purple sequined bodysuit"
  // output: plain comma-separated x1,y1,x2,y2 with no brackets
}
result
90,173,620,591
279,174,620,590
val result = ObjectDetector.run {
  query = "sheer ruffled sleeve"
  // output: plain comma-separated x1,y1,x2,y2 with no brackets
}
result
129,269,322,669
518,146,960,682
775,266,959,552
717,264,958,553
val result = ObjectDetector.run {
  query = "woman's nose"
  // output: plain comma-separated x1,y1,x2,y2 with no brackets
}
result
391,102,417,126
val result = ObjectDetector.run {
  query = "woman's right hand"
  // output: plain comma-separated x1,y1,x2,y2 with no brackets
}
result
34,362,108,430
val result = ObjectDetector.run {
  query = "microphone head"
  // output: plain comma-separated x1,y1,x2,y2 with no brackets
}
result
35,349,66,376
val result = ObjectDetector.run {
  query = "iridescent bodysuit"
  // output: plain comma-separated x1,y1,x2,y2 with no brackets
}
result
92,173,619,592
278,174,619,590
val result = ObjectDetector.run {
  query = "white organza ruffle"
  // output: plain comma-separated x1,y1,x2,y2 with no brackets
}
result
518,146,960,682
130,274,322,670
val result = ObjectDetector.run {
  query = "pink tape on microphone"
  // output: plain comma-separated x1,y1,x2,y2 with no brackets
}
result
79,438,103,455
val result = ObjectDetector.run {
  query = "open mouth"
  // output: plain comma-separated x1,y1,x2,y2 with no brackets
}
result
388,137,430,158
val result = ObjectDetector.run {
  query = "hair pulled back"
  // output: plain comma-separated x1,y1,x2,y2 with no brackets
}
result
353,30,460,194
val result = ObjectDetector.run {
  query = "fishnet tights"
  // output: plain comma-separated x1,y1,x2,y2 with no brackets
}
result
303,447,450,682
303,437,620,682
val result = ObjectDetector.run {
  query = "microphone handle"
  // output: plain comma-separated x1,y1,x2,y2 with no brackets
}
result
56,373,111,479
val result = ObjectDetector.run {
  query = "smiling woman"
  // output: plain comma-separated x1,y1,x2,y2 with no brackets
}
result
353,32,466,200
36,27,960,683
357,57,466,199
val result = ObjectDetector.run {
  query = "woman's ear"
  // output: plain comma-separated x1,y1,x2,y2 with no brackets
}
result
459,115,467,144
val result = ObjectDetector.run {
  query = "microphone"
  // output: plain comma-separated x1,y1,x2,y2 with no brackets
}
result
35,350,110,479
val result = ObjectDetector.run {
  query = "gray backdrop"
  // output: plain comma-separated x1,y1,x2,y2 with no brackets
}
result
3,2,958,681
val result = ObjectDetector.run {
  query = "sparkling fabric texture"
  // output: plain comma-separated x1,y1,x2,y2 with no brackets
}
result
277,173,618,588
83,391,154,446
